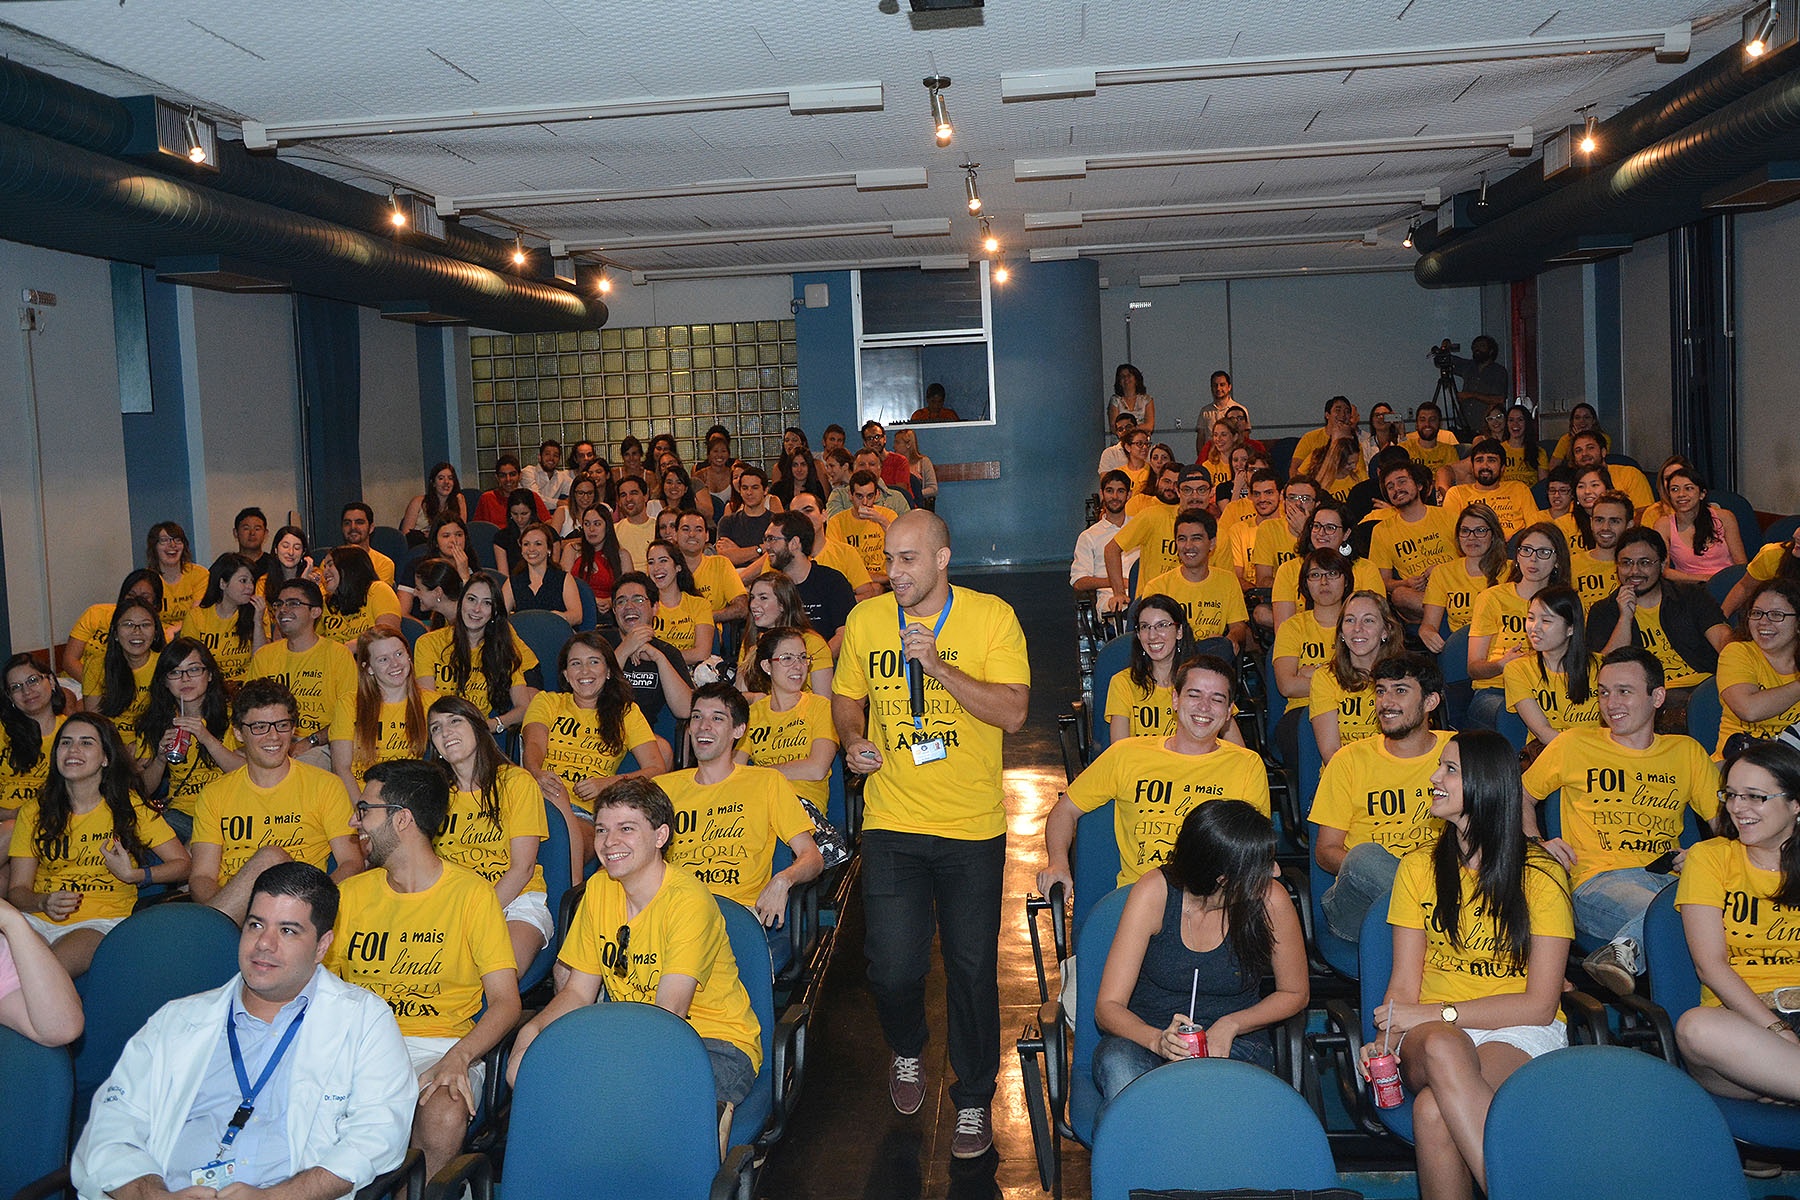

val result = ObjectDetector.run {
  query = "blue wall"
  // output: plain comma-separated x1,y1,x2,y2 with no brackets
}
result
792,259,1102,568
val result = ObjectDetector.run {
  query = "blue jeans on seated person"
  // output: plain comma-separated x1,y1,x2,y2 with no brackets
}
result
1322,842,1402,943
1573,867,1676,949
765,920,793,975
1094,1029,1274,1103
1465,688,1505,731
704,1038,756,1105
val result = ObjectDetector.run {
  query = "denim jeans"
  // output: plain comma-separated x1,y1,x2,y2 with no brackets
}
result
1093,1031,1275,1104
1573,867,1677,948
703,1038,756,1105
861,830,1006,1109
1322,841,1402,943
1465,687,1506,731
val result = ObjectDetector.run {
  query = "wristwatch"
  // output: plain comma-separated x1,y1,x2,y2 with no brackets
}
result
1440,1003,1459,1025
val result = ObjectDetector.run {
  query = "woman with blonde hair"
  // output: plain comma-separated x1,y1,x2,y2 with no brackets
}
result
330,629,438,799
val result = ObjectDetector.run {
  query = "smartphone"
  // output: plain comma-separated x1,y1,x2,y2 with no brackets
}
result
1644,849,1679,875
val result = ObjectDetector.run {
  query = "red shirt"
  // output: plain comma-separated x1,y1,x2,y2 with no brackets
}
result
473,489,549,526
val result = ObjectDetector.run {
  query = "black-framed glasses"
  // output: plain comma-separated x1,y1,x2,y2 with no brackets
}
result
1748,609,1798,624
613,924,631,978
1718,787,1791,805
166,663,208,681
239,718,296,736
353,801,405,819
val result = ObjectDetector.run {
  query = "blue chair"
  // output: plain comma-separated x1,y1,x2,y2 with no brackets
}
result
0,1027,72,1199
73,904,241,1119
1349,890,1416,1143
1606,452,1642,470
1071,802,1122,937
1495,709,1531,753
1439,624,1472,728
572,576,599,631
1484,1046,1748,1200
1762,513,1800,552
499,1002,752,1200
1712,490,1764,555
1686,677,1723,753
1706,563,1747,609
400,615,428,653
1636,886,1800,1151
1300,715,1359,981
519,798,572,996
461,486,484,519
1531,478,1551,509
369,524,409,566
715,897,807,1156
1269,436,1300,482
1087,634,1135,756
466,520,501,571
1089,1059,1338,1200
510,610,572,689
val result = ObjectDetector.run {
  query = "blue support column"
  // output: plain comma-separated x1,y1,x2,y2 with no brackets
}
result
295,295,363,536
126,265,199,547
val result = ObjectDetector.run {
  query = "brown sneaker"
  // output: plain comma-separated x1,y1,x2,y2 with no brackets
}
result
950,1106,992,1158
889,1054,925,1115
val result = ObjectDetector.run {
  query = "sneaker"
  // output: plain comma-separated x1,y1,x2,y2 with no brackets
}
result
1582,937,1641,996
889,1054,925,1115
950,1106,993,1158
1742,1158,1782,1179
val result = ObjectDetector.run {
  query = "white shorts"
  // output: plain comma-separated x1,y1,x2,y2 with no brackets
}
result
503,890,555,946
25,913,124,943
405,1035,489,1097
1466,1019,1568,1059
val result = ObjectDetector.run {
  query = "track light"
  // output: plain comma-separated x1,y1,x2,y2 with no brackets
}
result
963,163,982,215
925,75,953,146
1402,224,1416,249
511,237,527,266
182,110,208,164
597,269,613,294
388,189,408,228
1578,113,1599,155
992,254,1009,284
1748,2,1779,55
980,218,999,254
1474,172,1490,212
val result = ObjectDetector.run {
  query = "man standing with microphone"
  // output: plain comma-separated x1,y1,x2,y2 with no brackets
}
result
833,510,1030,1159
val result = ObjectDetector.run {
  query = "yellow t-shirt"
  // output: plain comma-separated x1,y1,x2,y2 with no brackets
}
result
247,638,359,735
1568,550,1616,612
738,629,831,690
160,724,240,817
1424,559,1488,633
366,547,397,588
1403,432,1461,472
1225,516,1267,582
653,593,715,653
1469,583,1531,691
1714,641,1800,756
827,508,897,580
1319,460,1367,501
81,657,156,758
521,692,656,815
1553,512,1594,554
439,763,548,897
1066,736,1271,886
328,691,442,785
1633,599,1708,690
739,691,836,807
1610,464,1658,513
1523,728,1721,887
663,765,814,909
1503,655,1603,733
1110,504,1180,591
1103,672,1173,738
1368,506,1460,582
1292,427,1332,468
1139,567,1248,641
0,728,53,814
9,795,175,921
191,762,354,886
159,563,211,627
1747,540,1786,584
1309,669,1378,745
1271,556,1383,608
832,587,1030,840
1272,611,1334,714
327,863,515,1039
741,537,873,593
560,864,762,1070
1676,837,1800,1005
1310,730,1452,856
1389,846,1573,1005
413,627,537,718
690,554,748,615
1443,482,1539,539
1123,492,1161,518
1250,520,1301,577
1501,443,1550,486
182,603,258,683
317,582,403,646
67,603,115,678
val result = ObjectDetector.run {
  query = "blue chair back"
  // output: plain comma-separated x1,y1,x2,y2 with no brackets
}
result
511,610,572,689
1484,1046,1747,1200
1089,634,1135,754
825,755,847,836
74,904,241,1116
715,897,778,1149
572,576,599,631
1712,491,1764,555
1495,709,1530,753
520,798,572,994
1071,802,1122,935
399,615,428,653
1439,623,1472,728
1089,1059,1338,1200
369,524,409,566
1269,436,1299,482
461,486,483,518
1763,513,1800,552
466,520,501,570
1531,479,1551,509
1356,891,1415,1142
504,1002,722,1198
1606,452,1641,470
1301,717,1358,978
1706,563,1746,609
0,1027,72,1198
1067,886,1130,1147
1686,677,1722,753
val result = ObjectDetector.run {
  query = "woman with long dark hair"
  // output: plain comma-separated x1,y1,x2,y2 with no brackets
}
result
644,539,715,666
400,460,469,541
504,522,582,627
6,713,188,977
1715,579,1800,756
1673,741,1800,1102
1505,585,1600,748
399,516,478,621
735,628,839,813
61,569,164,683
408,558,465,631
1500,404,1548,486
1655,466,1747,584
256,526,312,627
1311,591,1406,762
1467,522,1572,729
1361,730,1573,1200
660,462,713,523
1108,362,1156,433
491,488,540,577
0,655,65,842
184,553,265,683
553,475,604,542
561,505,629,615
82,599,165,763
1270,497,1382,626
737,573,831,699
772,448,828,511
428,695,551,973
144,521,209,628
1092,800,1307,1102
330,629,436,800
1420,504,1507,655
318,546,403,645
136,639,240,838
412,574,537,733
1104,594,1191,743
1273,549,1351,764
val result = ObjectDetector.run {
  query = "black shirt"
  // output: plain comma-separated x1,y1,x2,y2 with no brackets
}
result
717,509,776,552
602,630,693,725
793,563,856,640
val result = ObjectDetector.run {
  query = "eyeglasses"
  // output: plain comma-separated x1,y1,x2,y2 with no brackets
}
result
166,663,208,681
239,719,296,735
1310,523,1344,536
273,599,315,611
1617,557,1660,570
1718,789,1791,805
155,534,185,545
1748,609,1797,624
614,594,650,607
1137,620,1180,636
1458,527,1492,539
1516,545,1556,561
766,653,809,666
1305,570,1340,582
118,619,158,633
613,924,632,978
353,801,404,819
5,674,45,694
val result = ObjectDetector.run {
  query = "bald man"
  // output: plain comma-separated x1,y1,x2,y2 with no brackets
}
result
832,511,1030,1158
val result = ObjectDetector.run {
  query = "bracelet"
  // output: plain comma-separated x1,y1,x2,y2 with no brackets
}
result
1771,1019,1790,1033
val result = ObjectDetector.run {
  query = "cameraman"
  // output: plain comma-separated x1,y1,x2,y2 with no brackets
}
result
1432,335,1510,439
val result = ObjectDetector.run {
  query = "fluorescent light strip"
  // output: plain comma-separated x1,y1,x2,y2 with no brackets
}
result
1001,25,1689,99
438,167,926,216
1015,129,1533,180
1029,230,1374,260
1138,264,1418,286
1026,189,1439,229
621,254,971,282
563,217,950,253
242,82,883,149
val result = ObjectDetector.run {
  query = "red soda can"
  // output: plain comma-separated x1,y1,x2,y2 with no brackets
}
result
165,728,193,764
1368,1052,1404,1108
1175,1023,1207,1058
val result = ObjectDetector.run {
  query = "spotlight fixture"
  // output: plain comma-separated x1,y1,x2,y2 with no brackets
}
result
598,269,613,294
1747,1,1779,55
1474,172,1490,212
511,237,527,266
925,75,953,146
992,254,1009,284
183,111,208,163
388,188,408,228
979,217,999,254
963,163,982,214
1402,224,1416,249
1578,111,1599,155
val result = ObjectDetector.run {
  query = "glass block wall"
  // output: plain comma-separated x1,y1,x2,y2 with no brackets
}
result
467,319,800,468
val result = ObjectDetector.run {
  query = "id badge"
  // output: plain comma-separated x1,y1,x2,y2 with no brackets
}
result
911,736,947,765
191,1159,236,1188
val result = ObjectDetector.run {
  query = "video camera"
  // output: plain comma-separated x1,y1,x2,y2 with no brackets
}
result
1429,339,1462,374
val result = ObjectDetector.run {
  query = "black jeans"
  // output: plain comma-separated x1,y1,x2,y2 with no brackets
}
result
861,829,1005,1110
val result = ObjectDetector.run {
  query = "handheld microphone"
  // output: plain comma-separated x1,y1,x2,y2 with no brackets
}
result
908,659,926,722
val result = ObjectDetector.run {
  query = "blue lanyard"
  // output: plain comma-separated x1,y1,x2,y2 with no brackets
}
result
897,586,954,731
219,1005,307,1151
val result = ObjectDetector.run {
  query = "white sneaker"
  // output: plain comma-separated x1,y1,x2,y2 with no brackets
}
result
1582,936,1641,995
